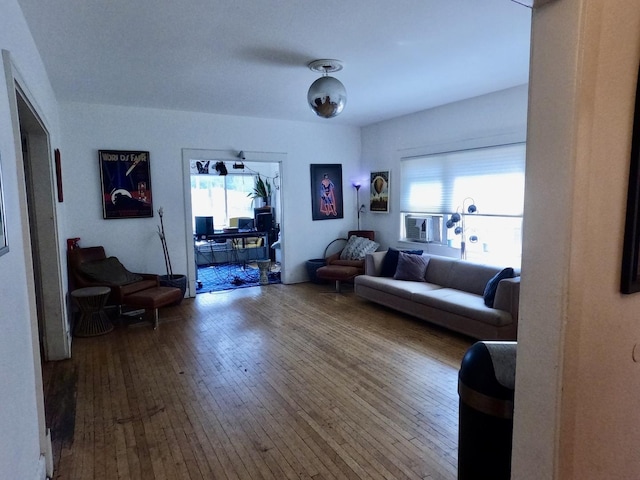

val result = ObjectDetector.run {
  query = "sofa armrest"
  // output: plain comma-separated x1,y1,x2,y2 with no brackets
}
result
365,251,387,276
493,276,520,321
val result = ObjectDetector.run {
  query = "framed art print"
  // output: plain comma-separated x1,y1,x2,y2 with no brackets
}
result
55,148,63,202
310,163,343,220
99,150,153,219
370,170,389,212
0,152,8,257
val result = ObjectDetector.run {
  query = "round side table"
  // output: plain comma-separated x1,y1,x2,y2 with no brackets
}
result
257,259,271,285
71,286,114,337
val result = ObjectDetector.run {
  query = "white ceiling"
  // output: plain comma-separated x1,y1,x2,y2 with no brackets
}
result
16,0,532,127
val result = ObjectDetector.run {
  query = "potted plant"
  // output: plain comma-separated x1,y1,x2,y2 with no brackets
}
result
157,207,186,300
248,175,272,206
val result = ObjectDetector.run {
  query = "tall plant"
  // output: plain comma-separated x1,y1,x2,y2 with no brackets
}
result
156,207,173,277
248,175,272,200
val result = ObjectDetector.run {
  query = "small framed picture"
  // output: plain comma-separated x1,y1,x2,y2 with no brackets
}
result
370,171,389,213
55,149,63,202
99,150,153,219
0,151,8,257
621,66,640,293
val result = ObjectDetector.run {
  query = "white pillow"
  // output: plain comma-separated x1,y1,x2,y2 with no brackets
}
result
339,235,379,260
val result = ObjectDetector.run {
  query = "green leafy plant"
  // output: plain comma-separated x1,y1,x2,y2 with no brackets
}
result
248,175,272,200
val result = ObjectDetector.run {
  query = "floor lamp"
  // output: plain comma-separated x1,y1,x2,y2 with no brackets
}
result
446,197,478,259
354,183,365,230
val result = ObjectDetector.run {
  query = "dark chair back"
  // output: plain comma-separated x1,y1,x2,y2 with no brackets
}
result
347,230,375,241
68,246,107,290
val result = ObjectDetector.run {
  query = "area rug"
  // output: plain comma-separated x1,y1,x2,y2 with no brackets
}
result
196,262,281,293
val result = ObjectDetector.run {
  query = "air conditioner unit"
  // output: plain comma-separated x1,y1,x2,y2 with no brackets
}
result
404,215,442,243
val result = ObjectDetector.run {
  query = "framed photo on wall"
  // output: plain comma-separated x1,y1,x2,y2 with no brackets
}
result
370,170,390,213
99,150,153,219
54,149,63,202
0,152,8,257
310,163,343,220
621,66,640,293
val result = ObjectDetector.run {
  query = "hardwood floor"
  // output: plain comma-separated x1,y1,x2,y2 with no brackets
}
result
43,282,473,480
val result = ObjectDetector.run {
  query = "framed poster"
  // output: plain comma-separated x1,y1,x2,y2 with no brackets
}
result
0,152,8,257
310,163,343,220
370,170,389,212
54,148,63,202
99,150,153,219
621,65,640,293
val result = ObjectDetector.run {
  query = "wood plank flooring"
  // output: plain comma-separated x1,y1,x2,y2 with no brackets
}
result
43,282,474,480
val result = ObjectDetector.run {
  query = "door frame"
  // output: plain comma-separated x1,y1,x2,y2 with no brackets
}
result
182,148,286,297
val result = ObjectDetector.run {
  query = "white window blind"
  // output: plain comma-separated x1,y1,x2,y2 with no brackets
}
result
400,143,526,216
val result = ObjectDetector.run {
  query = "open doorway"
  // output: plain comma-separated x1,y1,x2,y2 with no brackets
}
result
15,89,69,361
182,149,286,296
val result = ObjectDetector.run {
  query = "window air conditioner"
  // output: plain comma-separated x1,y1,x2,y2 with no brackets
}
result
404,215,442,243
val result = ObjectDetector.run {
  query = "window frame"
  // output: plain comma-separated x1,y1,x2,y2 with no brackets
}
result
399,142,526,266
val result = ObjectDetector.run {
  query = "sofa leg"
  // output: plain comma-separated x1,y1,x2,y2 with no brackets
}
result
153,308,159,330
335,280,341,293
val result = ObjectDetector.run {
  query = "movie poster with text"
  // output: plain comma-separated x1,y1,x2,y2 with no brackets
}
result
99,150,153,219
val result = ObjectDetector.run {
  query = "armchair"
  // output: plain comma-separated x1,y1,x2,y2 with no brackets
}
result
68,246,183,328
316,230,378,292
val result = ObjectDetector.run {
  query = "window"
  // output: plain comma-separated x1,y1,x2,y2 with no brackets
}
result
191,173,255,229
400,143,526,267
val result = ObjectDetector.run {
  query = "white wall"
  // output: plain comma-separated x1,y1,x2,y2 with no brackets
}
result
513,0,640,478
59,102,361,286
360,85,529,250
0,1,60,478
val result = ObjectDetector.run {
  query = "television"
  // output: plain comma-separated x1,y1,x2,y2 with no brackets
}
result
195,216,215,237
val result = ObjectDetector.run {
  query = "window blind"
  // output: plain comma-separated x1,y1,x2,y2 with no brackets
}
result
399,143,526,216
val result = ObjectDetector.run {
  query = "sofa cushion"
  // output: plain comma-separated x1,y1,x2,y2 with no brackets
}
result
355,274,443,299
79,257,143,286
412,288,513,327
340,235,380,261
425,256,507,295
394,252,430,281
380,248,424,277
483,267,516,307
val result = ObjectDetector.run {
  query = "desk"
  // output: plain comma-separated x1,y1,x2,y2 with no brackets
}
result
194,231,269,284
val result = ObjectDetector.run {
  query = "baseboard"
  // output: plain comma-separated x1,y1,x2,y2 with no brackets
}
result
44,428,53,478
36,454,47,480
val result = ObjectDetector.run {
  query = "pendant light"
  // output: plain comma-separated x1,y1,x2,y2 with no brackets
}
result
307,59,347,118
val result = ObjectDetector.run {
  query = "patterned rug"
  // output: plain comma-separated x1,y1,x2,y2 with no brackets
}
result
196,262,281,293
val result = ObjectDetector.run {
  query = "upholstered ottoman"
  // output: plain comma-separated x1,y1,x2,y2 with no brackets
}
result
123,286,183,329
316,265,361,292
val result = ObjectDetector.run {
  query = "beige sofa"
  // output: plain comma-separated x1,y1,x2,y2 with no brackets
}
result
354,251,520,340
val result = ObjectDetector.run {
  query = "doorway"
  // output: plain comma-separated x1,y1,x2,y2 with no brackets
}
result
14,85,69,361
182,149,286,297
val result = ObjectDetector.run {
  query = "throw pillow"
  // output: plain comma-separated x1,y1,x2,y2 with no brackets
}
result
339,235,380,261
483,267,515,307
79,257,144,286
393,251,430,281
380,247,424,277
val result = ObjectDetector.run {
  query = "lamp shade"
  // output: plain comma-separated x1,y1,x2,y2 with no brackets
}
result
307,76,347,118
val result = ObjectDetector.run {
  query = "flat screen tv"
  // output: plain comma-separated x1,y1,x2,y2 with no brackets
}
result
195,216,215,237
